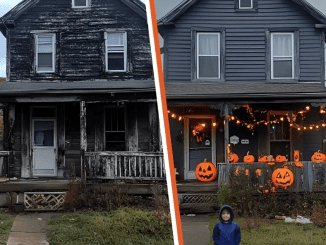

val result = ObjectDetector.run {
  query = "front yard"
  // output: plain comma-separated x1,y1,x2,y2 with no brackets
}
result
0,210,15,245
208,215,326,245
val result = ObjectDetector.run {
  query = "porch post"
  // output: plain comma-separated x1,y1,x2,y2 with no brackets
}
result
80,101,87,183
224,104,229,163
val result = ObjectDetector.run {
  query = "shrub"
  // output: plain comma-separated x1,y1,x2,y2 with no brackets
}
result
311,204,326,227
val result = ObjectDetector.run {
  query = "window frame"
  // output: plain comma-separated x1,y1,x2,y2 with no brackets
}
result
239,0,253,9
234,0,258,12
271,32,294,80
72,0,90,8
105,31,127,73
191,27,225,82
35,33,56,73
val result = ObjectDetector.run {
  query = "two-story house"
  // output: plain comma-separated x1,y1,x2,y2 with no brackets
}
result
0,0,165,208
158,0,326,210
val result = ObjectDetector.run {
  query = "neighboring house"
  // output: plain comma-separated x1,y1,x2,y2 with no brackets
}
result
158,0,326,210
0,0,164,208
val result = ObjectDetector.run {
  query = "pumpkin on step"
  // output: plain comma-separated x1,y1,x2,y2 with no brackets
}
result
228,153,239,163
244,151,255,164
311,150,326,163
271,165,294,189
275,155,288,163
195,161,217,182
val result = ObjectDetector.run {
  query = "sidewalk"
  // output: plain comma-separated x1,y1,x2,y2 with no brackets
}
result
6,213,55,245
181,214,212,245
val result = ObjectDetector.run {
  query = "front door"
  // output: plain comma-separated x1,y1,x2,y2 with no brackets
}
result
32,119,57,176
185,116,216,179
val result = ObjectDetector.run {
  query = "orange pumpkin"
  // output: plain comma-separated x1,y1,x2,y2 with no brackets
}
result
256,169,261,177
295,162,303,168
271,165,294,189
195,161,217,182
258,155,268,163
244,169,249,176
244,151,255,164
228,153,239,163
311,150,326,162
275,155,288,163
294,150,300,162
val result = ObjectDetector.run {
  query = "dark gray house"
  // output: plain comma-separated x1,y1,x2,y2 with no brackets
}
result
158,0,326,203
0,0,164,209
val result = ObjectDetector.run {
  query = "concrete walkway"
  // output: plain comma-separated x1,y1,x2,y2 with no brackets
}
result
6,213,55,245
181,214,212,245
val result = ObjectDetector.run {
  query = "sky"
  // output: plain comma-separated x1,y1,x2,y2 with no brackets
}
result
0,0,325,78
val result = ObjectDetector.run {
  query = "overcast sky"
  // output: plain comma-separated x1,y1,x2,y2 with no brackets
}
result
0,0,325,78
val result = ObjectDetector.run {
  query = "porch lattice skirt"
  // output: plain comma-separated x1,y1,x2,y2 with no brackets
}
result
24,192,66,211
179,194,216,204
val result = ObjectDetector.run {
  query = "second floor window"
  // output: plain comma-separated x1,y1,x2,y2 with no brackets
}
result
72,0,89,8
35,33,55,73
197,32,220,79
239,0,253,9
105,32,127,72
271,33,294,79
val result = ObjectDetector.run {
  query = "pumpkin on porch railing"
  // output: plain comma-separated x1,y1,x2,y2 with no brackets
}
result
295,162,303,168
228,153,239,163
275,155,288,163
243,151,255,164
271,165,294,189
311,150,326,163
258,155,268,163
294,150,300,162
195,161,218,182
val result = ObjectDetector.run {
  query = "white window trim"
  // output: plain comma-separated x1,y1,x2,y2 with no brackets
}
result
35,33,55,73
239,0,253,9
271,32,294,79
72,0,90,8
105,31,127,72
196,32,220,79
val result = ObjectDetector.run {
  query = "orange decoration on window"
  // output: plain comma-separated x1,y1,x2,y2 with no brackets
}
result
195,161,218,182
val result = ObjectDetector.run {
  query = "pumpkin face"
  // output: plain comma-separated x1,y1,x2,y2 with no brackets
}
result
294,150,300,162
195,162,217,182
275,155,288,163
311,150,326,162
271,166,294,189
228,153,239,163
256,169,261,177
244,152,255,164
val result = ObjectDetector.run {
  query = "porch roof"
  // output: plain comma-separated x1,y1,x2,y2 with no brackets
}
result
165,82,326,100
0,80,155,95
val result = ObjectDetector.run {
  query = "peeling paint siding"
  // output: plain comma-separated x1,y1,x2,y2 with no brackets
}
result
9,0,152,82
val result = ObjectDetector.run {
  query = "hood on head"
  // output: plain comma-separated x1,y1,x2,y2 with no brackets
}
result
218,204,235,223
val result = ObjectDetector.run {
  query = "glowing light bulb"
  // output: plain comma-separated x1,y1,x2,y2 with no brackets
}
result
306,106,310,111
310,126,313,130
280,117,284,121
316,125,319,129
237,120,240,124
231,116,235,120
298,128,301,131
213,123,217,127
171,114,176,118
202,123,205,127
304,127,307,130
178,116,182,121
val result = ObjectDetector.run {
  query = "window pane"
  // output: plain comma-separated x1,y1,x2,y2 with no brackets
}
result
38,53,52,68
38,36,52,44
117,108,125,131
240,0,252,8
34,121,54,146
199,56,219,78
38,44,52,53
273,34,292,57
273,60,292,78
198,34,219,55
107,33,124,46
108,53,124,70
74,0,87,6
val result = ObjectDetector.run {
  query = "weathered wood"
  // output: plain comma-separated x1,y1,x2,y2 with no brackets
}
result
21,104,30,178
149,102,159,152
80,101,87,182
127,104,138,151
57,104,65,177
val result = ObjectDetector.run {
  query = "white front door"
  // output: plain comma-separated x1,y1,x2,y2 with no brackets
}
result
185,116,216,179
32,119,57,176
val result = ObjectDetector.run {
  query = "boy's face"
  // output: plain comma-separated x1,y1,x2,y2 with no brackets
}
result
221,209,230,222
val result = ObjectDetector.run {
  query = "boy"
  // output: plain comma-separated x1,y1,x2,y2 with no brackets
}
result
212,205,241,245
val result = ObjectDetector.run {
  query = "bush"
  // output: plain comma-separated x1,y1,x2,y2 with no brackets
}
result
311,204,326,227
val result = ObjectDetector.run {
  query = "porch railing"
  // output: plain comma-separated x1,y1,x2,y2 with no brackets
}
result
0,151,10,177
85,151,165,180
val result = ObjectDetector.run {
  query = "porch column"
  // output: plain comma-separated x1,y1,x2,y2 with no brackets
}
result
80,101,87,182
149,102,159,152
224,104,229,163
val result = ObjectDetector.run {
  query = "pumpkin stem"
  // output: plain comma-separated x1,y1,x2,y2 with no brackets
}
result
247,151,249,155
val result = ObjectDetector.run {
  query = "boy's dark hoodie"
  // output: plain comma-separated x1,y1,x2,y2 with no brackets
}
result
212,205,241,245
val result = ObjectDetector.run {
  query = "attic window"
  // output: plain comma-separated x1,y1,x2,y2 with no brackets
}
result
235,0,257,11
72,0,89,8
239,0,253,9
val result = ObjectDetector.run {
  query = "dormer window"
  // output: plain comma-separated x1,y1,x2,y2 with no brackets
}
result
105,32,127,72
239,0,253,9
72,0,89,8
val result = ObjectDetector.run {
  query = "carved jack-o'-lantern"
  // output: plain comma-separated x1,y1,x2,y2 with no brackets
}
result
311,150,326,163
244,151,255,164
228,153,239,163
258,155,268,163
256,169,262,177
271,165,294,189
275,155,288,163
294,150,300,162
195,161,217,182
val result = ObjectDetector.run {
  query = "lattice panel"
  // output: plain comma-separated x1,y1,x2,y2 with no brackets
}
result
24,192,66,211
182,194,216,204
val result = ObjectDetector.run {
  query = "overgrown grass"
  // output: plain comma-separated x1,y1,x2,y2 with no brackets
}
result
208,214,326,245
46,207,173,245
0,211,15,245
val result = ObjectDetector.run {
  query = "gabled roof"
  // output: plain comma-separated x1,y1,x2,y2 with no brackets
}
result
0,0,146,36
158,0,326,25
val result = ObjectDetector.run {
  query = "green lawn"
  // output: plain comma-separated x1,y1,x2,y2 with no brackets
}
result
46,207,174,245
0,211,15,245
209,215,326,245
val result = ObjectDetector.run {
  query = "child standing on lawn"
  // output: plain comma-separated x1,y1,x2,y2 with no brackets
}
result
212,205,241,245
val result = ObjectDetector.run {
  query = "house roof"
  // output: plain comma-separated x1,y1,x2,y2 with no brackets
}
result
0,80,155,95
0,0,146,36
158,0,326,25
